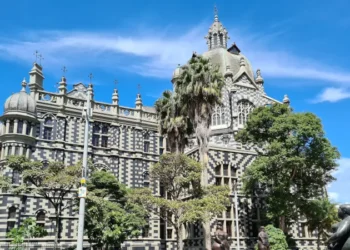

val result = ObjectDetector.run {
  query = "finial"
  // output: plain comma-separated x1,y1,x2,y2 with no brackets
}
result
283,94,290,105
21,78,27,92
214,5,219,22
240,57,245,67
88,73,93,84
33,50,39,63
255,69,264,85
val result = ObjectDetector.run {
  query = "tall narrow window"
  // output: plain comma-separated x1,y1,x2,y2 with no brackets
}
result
17,120,23,134
26,123,31,135
6,221,15,232
12,170,20,184
143,172,150,188
8,207,16,219
7,146,12,156
219,34,224,46
43,117,53,140
36,211,46,227
212,106,226,126
101,126,108,148
238,100,254,125
144,133,150,153
9,120,14,133
92,124,100,147
213,34,218,46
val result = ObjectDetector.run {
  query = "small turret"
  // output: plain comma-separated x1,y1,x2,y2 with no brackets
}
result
255,69,264,86
283,94,290,106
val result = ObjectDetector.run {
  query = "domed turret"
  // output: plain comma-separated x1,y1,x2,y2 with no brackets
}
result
171,64,183,84
4,78,36,118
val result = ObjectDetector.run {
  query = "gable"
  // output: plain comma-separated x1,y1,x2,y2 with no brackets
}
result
227,43,241,55
234,72,259,90
67,83,88,99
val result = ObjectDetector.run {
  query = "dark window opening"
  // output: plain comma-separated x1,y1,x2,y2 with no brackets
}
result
92,135,100,147
6,221,15,232
8,207,16,219
226,221,232,237
102,126,108,134
223,164,229,176
8,146,12,156
167,229,173,239
17,121,23,134
144,133,150,140
160,224,166,239
215,178,221,186
159,136,164,147
43,127,52,140
9,121,14,133
44,117,53,126
26,124,31,135
93,125,100,134
144,141,150,152
101,136,108,147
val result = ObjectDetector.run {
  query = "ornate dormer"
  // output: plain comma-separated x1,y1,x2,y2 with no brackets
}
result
205,7,229,50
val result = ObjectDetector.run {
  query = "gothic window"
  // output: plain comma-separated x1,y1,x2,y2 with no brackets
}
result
8,207,16,219
36,211,46,227
9,120,14,133
12,170,19,184
92,124,100,147
17,120,23,134
144,133,150,153
43,117,53,140
238,100,254,125
213,34,218,46
219,34,224,46
212,106,226,126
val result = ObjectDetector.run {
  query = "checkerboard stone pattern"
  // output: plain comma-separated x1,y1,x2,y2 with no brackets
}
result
0,59,319,250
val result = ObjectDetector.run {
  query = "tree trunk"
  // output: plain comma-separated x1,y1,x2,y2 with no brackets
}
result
175,224,184,250
53,207,60,249
317,230,320,250
279,216,287,233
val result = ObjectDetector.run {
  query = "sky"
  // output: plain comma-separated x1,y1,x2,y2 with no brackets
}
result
0,0,349,203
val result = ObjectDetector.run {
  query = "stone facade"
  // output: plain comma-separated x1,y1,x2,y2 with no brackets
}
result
0,11,319,250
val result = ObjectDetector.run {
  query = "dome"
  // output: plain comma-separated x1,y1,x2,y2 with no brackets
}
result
202,47,254,80
4,79,36,116
171,64,183,83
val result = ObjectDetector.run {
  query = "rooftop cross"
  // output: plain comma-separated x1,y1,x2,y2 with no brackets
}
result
33,50,39,63
38,54,44,66
88,73,93,84
62,66,67,77
214,5,219,21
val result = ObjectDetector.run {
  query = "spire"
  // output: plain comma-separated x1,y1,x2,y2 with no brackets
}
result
283,94,290,106
21,78,27,92
135,84,142,109
112,79,119,105
205,6,229,50
59,76,67,95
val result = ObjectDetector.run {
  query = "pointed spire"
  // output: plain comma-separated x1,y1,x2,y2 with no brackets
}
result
135,84,143,109
255,69,264,85
21,78,27,92
205,6,229,50
283,94,290,106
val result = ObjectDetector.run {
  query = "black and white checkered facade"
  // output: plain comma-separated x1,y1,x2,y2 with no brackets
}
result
0,15,320,250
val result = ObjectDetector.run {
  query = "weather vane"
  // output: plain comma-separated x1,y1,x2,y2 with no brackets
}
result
62,66,67,77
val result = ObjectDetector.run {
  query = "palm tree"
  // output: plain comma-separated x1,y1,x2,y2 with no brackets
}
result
304,198,339,250
174,53,225,249
155,90,193,154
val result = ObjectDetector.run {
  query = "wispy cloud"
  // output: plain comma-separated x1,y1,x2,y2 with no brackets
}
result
0,23,350,86
312,87,350,103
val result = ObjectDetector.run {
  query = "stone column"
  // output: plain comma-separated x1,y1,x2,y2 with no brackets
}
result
1,146,5,160
30,124,35,137
5,120,10,134
14,119,18,134
20,145,24,155
25,147,30,158
23,121,28,135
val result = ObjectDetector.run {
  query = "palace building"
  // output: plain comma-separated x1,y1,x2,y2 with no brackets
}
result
0,11,318,250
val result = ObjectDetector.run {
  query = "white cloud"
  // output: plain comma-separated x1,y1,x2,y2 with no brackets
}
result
328,158,350,203
313,87,350,103
0,23,350,85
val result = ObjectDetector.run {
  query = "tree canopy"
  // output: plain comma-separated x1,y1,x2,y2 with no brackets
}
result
84,170,147,249
236,103,340,230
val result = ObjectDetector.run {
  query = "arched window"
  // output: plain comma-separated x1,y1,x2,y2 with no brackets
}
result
213,34,218,46
219,34,224,46
238,100,254,125
36,210,46,227
43,117,53,140
8,207,16,219
212,106,226,126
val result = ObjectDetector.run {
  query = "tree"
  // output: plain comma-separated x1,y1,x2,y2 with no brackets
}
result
255,225,288,250
304,198,339,250
130,154,230,250
173,53,225,249
3,156,81,248
84,170,147,249
155,90,193,154
7,218,48,250
236,103,340,232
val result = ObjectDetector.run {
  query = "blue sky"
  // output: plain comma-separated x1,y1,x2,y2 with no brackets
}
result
0,0,349,202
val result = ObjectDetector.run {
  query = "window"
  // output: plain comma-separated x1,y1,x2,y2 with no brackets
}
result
238,100,254,125
160,148,164,155
160,224,166,239
17,120,23,134
212,106,226,126
12,170,20,184
223,164,229,176
36,211,46,227
226,221,232,237
43,117,53,140
7,221,15,232
144,133,150,140
14,147,20,156
144,172,150,188
8,207,16,219
219,34,224,46
167,229,173,239
26,123,31,135
144,142,150,152
92,135,100,146
7,146,12,156
93,125,100,134
9,120,14,133
101,126,108,134
159,136,164,147
101,136,108,147
213,34,218,46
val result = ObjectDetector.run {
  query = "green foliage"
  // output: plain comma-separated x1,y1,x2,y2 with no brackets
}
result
7,218,48,246
3,156,81,247
84,170,147,249
304,198,339,248
130,154,230,250
236,103,340,227
266,225,288,250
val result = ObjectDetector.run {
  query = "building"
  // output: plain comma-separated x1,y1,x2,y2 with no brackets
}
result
0,11,318,250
